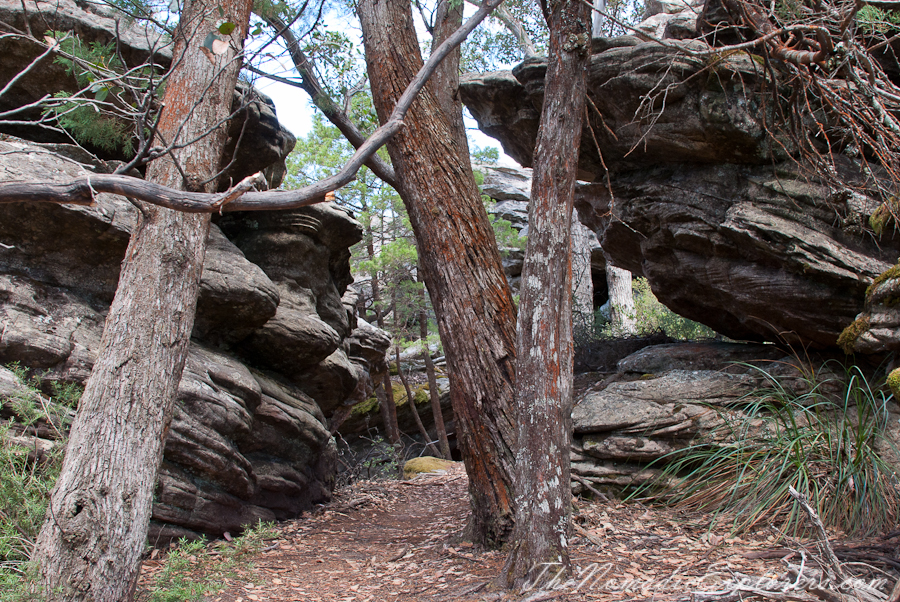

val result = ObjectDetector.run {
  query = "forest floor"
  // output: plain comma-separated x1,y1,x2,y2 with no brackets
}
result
136,463,900,602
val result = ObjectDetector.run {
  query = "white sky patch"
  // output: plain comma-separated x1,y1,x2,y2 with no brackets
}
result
245,2,521,168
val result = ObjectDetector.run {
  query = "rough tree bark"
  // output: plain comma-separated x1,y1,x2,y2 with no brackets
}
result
33,1,252,599
572,221,595,338
358,0,519,546
502,0,592,588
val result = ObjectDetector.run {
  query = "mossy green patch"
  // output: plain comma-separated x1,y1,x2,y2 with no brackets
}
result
887,368,900,399
351,395,380,416
867,260,900,300
869,197,900,236
393,384,430,408
403,456,455,479
837,314,871,354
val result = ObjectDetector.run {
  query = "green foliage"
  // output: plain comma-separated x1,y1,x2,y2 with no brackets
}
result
471,145,499,166
634,362,899,537
461,0,548,71
138,521,277,602
42,30,161,156
857,6,900,33
0,421,62,574
631,277,716,339
481,196,527,252
594,277,715,340
0,365,82,596
49,95,136,156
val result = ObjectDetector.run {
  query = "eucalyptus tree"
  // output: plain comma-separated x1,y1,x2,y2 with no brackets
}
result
29,0,255,598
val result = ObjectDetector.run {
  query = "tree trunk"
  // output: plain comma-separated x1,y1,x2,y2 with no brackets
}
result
502,0,591,589
359,0,519,546
397,347,441,458
377,373,401,445
606,262,636,335
33,1,251,599
572,220,595,339
419,274,451,460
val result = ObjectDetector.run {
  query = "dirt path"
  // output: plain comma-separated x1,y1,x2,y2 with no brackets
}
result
137,464,898,601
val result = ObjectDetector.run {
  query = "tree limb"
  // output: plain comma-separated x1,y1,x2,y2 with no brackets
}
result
263,13,399,188
0,0,506,212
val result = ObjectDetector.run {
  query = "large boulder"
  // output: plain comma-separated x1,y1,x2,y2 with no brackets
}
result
0,136,387,540
460,40,899,349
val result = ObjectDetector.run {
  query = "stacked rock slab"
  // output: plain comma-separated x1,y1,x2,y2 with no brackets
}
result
571,342,797,494
0,136,388,541
460,35,899,350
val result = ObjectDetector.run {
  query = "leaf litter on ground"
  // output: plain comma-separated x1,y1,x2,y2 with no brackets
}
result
136,463,900,602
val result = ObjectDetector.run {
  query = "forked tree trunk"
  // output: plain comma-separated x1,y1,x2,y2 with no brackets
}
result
358,0,519,546
418,276,451,460
502,0,592,588
33,1,251,599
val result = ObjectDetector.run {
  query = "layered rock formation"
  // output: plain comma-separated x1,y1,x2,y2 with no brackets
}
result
0,135,387,540
0,0,295,189
570,341,826,493
460,29,898,350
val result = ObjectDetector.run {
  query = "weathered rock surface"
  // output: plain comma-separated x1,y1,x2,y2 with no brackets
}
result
0,136,387,540
840,263,900,354
461,40,899,349
0,0,295,187
570,341,795,494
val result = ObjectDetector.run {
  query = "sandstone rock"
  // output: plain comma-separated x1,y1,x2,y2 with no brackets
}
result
573,370,753,434
461,46,898,348
221,83,297,190
461,40,779,178
840,263,900,354
0,0,171,142
570,342,779,492
587,161,894,347
0,0,294,182
617,341,785,374
0,137,380,540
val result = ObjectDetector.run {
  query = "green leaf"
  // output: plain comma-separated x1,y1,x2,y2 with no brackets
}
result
217,4,224,16
94,87,109,102
218,22,236,35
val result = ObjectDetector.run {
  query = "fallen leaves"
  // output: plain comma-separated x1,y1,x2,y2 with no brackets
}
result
136,464,897,602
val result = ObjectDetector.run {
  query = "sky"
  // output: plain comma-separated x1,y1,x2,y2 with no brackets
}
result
246,3,521,170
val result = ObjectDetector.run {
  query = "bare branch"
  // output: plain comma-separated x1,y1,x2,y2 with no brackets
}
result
0,0,507,211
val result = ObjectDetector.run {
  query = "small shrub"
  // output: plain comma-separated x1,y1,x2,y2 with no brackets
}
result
633,362,900,537
138,521,276,602
630,277,717,340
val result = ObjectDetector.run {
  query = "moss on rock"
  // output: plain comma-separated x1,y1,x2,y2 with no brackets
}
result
403,456,455,479
888,368,900,399
867,260,900,301
837,314,871,354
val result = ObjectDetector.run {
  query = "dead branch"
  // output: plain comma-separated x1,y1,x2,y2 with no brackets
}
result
0,0,506,212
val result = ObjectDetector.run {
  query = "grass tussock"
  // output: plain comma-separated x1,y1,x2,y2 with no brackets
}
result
634,361,900,537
